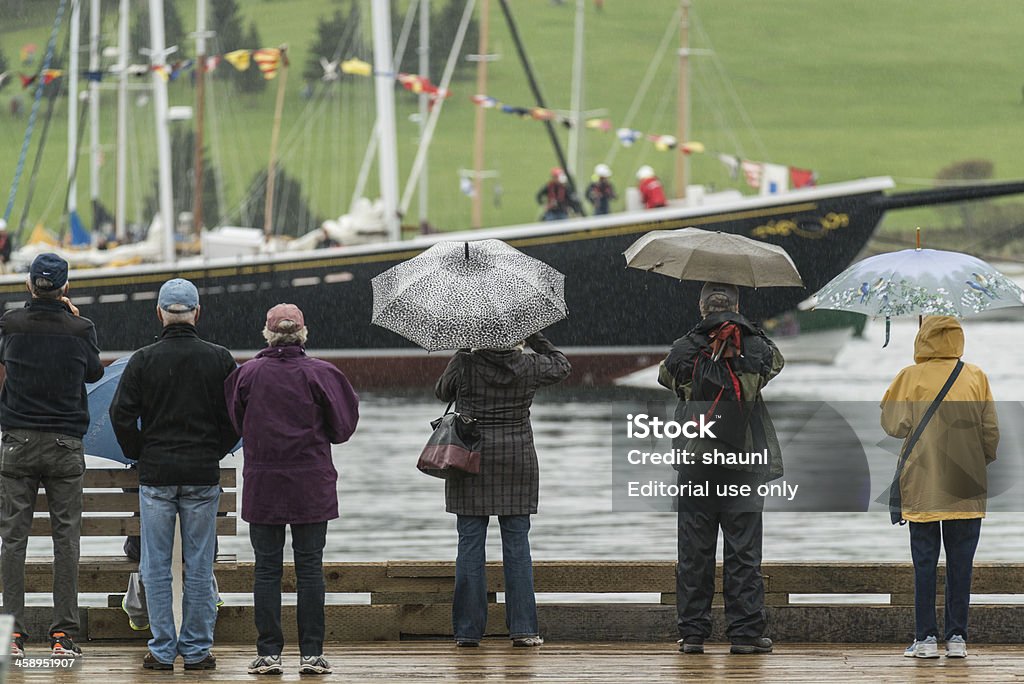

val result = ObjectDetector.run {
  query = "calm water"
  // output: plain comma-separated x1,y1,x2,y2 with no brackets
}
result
35,318,1024,570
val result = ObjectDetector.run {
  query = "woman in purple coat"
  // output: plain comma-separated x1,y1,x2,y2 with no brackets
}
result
224,304,359,676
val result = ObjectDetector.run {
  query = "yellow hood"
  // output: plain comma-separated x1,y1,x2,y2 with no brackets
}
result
914,316,963,363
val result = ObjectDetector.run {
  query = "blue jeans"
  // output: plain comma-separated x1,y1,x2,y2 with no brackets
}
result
139,485,220,664
249,522,327,657
453,515,538,642
909,518,982,642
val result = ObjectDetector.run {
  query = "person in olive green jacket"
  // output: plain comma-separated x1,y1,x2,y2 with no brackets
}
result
881,316,998,660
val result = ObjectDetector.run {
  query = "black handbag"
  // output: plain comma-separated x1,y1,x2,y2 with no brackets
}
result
888,360,963,524
417,400,482,479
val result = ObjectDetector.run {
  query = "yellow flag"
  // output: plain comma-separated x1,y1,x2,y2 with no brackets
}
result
224,50,252,72
340,58,372,77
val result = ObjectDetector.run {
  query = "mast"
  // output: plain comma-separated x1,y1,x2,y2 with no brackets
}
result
568,0,585,180
67,0,81,217
263,46,288,237
148,0,176,262
89,0,102,221
115,0,128,241
673,0,691,199
192,0,208,238
470,0,490,229
371,0,401,241
417,0,429,229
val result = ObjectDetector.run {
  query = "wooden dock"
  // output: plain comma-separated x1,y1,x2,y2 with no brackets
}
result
12,560,1024,643
6,643,1024,683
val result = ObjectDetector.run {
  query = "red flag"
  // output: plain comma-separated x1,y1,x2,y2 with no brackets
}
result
789,167,817,188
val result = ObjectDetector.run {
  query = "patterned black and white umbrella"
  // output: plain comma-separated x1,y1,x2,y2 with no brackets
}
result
371,239,567,351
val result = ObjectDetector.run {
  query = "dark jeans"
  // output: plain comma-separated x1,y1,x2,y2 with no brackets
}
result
0,429,84,639
249,522,328,657
677,509,766,641
909,518,982,642
453,515,538,642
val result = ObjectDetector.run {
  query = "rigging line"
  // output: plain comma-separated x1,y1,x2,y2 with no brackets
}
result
692,63,745,161
5,0,71,227
400,0,475,216
204,68,229,226
273,15,360,158
604,2,681,167
17,56,72,239
496,0,581,212
127,96,145,231
634,59,676,171
351,0,419,209
57,92,94,241
692,12,768,161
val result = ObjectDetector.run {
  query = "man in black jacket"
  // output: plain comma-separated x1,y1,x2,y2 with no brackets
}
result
0,253,103,659
110,278,237,671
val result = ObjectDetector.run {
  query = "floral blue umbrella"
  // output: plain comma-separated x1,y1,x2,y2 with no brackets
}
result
812,248,1024,346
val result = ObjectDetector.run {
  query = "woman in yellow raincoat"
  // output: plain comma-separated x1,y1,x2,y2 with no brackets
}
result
880,316,998,660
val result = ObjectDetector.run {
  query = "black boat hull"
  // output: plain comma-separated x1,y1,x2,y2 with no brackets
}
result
0,179,907,387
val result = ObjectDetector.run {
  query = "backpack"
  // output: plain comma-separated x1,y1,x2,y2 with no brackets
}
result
688,322,748,450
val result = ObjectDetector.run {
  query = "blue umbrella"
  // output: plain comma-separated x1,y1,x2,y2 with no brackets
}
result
84,355,242,464
84,355,133,464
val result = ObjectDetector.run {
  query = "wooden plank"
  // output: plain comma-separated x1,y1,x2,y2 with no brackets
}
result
82,467,236,488
32,491,237,513
87,605,402,642
30,516,236,536
13,642,1024,683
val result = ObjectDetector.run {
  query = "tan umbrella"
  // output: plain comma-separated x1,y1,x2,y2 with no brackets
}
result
623,227,803,287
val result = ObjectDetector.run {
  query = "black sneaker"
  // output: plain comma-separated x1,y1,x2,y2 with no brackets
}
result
677,636,705,654
11,632,24,659
730,637,773,654
184,653,217,670
142,651,173,670
49,632,83,658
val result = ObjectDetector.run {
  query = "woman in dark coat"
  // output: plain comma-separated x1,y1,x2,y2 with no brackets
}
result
435,331,571,647
224,304,359,676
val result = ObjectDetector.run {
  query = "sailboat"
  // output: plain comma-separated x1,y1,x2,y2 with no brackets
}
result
3,0,1023,389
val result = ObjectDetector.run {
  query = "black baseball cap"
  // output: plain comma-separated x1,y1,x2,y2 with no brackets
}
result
29,253,69,292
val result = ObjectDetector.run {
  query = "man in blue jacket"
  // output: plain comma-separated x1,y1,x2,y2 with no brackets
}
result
110,278,238,671
0,253,103,659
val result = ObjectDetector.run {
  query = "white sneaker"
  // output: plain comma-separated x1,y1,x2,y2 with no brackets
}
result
299,655,332,675
904,636,939,658
248,654,282,674
946,635,967,658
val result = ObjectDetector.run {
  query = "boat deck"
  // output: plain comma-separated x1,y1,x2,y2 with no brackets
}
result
8,642,1024,683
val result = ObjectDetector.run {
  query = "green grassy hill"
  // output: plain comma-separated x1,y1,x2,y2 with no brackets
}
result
2,0,1023,243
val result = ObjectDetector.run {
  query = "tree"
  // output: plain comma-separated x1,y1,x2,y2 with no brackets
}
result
143,127,221,231
304,2,365,85
394,0,479,84
210,0,244,57
240,167,321,237
131,0,189,61
234,22,266,94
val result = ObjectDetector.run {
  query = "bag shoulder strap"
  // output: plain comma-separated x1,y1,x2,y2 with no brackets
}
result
896,359,964,467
